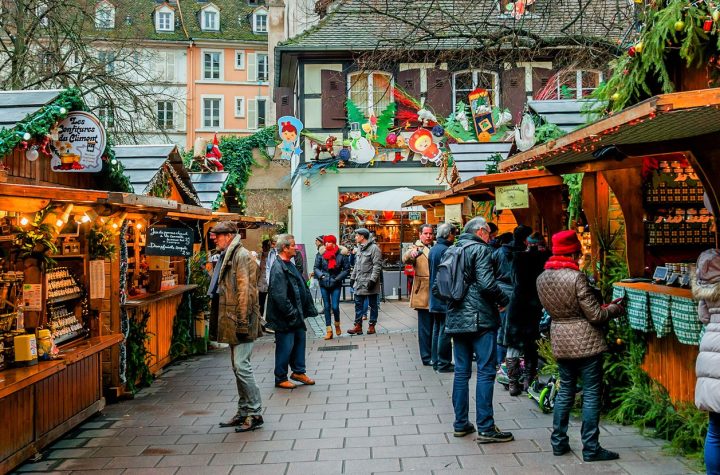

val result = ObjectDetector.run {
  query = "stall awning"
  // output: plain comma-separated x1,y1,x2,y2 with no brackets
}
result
500,88,720,172
527,99,604,133
0,90,63,130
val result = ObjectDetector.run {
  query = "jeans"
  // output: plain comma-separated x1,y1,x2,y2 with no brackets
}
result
707,412,720,475
259,292,267,317
354,293,378,324
431,312,453,371
452,331,497,433
320,286,341,326
274,328,307,384
417,309,433,365
230,342,262,416
496,308,508,366
552,355,603,458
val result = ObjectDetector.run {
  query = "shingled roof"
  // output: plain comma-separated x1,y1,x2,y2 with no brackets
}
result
0,90,63,131
189,172,230,209
279,0,633,52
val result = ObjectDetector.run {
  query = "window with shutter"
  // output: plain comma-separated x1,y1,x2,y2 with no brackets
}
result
247,99,257,129
257,99,267,128
275,87,293,118
235,50,245,69
531,68,556,99
256,54,269,82
453,69,499,110
247,53,257,81
321,70,347,129
348,71,392,116
157,101,174,129
426,69,452,118
501,67,526,123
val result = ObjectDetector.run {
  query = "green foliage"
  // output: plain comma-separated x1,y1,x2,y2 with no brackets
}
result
88,227,116,260
594,0,720,111
125,309,153,394
563,173,584,229
147,168,171,199
537,338,558,377
375,102,397,146
593,223,629,302
189,252,211,315
443,102,476,143
98,137,134,193
535,122,566,144
14,208,58,269
484,153,504,174
170,293,193,359
346,98,368,127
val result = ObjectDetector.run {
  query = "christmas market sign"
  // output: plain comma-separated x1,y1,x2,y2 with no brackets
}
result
145,227,194,257
50,111,106,172
495,184,529,210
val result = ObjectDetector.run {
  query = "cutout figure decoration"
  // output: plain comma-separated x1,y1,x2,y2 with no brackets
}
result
514,113,537,152
348,122,375,164
278,116,304,161
468,88,495,142
408,128,442,166
205,133,224,171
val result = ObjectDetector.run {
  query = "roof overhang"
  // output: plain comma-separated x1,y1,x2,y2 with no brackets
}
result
500,88,720,172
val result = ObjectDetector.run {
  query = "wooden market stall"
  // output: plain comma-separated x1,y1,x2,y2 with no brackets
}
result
499,88,720,402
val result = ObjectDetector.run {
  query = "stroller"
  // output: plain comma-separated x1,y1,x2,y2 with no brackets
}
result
526,310,559,413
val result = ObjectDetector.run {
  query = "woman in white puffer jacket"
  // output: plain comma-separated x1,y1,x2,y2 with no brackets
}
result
692,247,720,475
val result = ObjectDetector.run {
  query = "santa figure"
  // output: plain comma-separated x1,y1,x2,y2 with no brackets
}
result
206,133,224,171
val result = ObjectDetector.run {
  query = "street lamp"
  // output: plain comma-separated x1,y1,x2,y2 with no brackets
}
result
265,139,277,158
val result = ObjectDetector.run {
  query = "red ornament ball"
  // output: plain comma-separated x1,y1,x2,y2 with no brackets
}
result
628,46,636,57
386,132,397,145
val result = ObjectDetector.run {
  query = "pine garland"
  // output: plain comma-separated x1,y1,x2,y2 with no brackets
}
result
375,102,396,146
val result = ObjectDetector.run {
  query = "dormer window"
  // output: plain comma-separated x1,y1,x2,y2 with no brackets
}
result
201,4,220,31
252,8,268,33
95,1,115,29
155,5,175,32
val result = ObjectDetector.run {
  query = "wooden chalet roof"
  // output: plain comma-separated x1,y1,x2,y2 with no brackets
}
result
0,90,63,131
189,172,230,210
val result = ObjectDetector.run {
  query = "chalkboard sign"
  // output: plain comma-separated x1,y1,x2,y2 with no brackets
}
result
145,227,194,257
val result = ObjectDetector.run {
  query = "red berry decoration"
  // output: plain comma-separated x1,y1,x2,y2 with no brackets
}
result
628,46,636,57
704,18,713,32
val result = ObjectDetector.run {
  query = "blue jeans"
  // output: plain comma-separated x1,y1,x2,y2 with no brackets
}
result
452,331,497,433
320,286,341,326
707,412,720,475
354,294,378,324
417,309,433,365
274,328,307,384
552,355,603,458
432,312,453,371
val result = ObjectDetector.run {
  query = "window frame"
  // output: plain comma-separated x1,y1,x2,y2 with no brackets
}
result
253,9,268,33
234,96,246,118
452,69,500,111
156,7,174,32
156,100,175,130
201,7,220,32
234,50,245,70
347,71,394,117
201,95,223,129
98,50,116,74
95,1,115,29
256,53,269,82
553,69,604,99
97,99,115,129
202,50,223,81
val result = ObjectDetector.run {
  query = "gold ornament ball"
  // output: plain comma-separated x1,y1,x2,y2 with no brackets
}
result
616,338,623,345
634,41,644,54
611,92,621,101
674,20,685,31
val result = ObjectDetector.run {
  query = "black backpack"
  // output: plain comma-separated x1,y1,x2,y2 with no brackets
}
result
432,241,479,302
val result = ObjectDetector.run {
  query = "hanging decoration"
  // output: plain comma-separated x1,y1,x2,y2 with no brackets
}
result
50,111,106,172
468,88,496,142
278,116,303,161
514,113,537,152
205,133,224,171
408,128,443,165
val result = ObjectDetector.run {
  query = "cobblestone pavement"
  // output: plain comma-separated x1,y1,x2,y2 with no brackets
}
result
15,300,699,474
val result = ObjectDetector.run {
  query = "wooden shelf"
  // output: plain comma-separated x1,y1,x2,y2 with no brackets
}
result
123,284,198,309
49,254,85,259
47,292,83,304
614,281,693,300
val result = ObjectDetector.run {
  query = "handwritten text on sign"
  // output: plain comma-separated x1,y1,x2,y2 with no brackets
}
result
495,184,530,210
50,112,106,172
145,227,194,257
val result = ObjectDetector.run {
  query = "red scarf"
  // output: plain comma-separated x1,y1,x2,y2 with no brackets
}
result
544,255,580,271
323,246,338,270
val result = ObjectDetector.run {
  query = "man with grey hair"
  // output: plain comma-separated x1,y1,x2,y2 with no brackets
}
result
428,222,457,372
266,234,318,389
444,216,513,443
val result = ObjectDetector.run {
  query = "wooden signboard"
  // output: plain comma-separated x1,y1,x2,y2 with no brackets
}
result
145,227,193,257
495,184,530,210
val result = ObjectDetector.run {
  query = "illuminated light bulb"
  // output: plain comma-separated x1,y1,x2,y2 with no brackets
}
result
111,159,117,165
56,219,64,227
136,222,143,230
19,216,29,226
22,132,31,141
59,107,67,114
112,222,119,230
81,215,91,223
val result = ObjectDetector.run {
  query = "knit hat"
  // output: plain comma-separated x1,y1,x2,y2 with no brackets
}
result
551,230,581,255
324,234,337,245
355,228,370,239
315,235,325,244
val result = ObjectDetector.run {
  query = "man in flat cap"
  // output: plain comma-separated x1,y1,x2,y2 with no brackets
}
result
348,228,382,335
209,221,264,432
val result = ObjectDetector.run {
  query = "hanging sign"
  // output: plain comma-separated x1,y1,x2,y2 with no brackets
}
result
445,204,463,224
89,260,106,300
408,211,422,221
50,111,106,172
145,227,194,257
495,184,530,210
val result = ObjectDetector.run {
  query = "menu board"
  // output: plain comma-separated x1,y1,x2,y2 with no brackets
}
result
145,227,194,257
495,184,530,210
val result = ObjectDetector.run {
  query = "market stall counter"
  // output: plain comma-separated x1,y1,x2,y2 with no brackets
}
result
0,334,122,474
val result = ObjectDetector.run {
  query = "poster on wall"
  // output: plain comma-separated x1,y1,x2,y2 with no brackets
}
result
50,111,106,172
89,260,106,300
22,284,42,311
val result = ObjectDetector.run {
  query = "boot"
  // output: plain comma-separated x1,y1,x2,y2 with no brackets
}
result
506,357,522,396
367,323,376,335
523,360,537,392
324,326,333,340
334,322,342,336
347,323,363,335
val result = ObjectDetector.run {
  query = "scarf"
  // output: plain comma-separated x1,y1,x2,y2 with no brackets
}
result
544,255,580,271
323,246,338,270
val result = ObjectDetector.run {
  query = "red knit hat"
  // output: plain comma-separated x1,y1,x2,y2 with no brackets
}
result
324,234,337,245
551,230,581,255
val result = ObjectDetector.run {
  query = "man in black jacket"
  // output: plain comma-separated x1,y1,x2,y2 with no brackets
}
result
266,234,318,389
446,217,513,443
428,222,456,373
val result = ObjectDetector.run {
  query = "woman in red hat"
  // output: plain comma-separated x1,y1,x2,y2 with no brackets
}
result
313,235,350,339
536,230,624,463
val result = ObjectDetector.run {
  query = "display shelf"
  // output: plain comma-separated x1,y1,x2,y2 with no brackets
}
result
49,254,85,259
46,292,83,304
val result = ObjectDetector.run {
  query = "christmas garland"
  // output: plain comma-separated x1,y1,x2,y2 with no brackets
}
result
147,166,172,198
595,0,720,112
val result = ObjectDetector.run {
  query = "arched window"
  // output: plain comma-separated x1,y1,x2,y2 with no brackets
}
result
348,71,393,116
452,69,499,110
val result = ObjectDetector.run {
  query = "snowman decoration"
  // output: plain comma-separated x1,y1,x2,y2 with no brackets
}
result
349,122,376,164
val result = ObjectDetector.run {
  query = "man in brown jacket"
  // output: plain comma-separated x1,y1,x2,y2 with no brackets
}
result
536,230,623,462
403,224,434,365
209,222,264,433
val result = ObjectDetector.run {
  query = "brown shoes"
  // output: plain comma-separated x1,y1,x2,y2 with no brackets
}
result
334,323,342,335
219,414,245,427
291,373,315,385
347,323,363,335
367,323,376,334
276,380,296,389
324,326,333,340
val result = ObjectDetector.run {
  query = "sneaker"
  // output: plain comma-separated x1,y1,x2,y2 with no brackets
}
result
583,448,619,462
275,380,296,389
553,445,571,456
437,365,455,373
453,423,476,438
477,425,514,444
290,373,315,385
235,415,264,433
219,414,245,427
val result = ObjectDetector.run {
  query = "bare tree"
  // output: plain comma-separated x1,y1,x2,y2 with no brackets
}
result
0,0,182,144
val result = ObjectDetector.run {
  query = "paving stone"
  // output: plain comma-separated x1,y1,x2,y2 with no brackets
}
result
87,445,147,457
121,468,178,475
293,437,344,449
318,447,371,460
229,463,288,475
369,424,419,436
344,457,401,473
479,439,541,454
14,460,62,472
128,435,182,446
177,433,227,444
373,444,426,459
73,429,122,438
426,443,483,457
176,466,231,475
493,466,562,475
401,455,460,471
54,458,111,470
141,444,197,456
555,462,628,474
156,454,213,467
45,448,97,459
104,456,162,469
48,438,87,449
81,435,136,447
344,435,396,448
457,453,522,468
284,460,343,475
208,451,266,465
617,460,698,474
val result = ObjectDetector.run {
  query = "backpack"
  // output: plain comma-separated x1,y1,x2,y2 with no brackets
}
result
432,241,479,302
